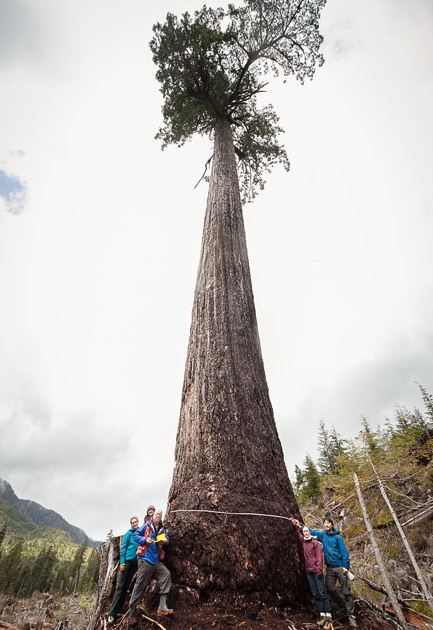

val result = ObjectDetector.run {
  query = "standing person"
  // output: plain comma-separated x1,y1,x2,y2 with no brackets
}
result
289,519,333,629
108,516,140,624
144,505,155,523
128,508,173,621
308,517,357,628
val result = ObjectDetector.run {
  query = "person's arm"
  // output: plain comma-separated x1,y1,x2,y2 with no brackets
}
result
289,518,304,541
119,530,130,568
308,528,324,542
133,523,153,545
337,535,350,570
314,541,324,575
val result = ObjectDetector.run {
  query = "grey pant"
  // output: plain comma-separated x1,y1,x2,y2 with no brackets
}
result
129,560,171,607
325,566,355,616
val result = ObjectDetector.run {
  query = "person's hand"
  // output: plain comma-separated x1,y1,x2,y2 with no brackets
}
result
342,567,348,574
146,538,153,544
120,564,125,571
317,573,323,579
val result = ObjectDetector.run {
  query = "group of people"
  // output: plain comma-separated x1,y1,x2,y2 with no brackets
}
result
107,508,356,628
107,505,173,624
289,516,357,629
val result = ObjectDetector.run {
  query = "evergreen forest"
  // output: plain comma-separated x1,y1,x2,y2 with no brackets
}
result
0,524,99,598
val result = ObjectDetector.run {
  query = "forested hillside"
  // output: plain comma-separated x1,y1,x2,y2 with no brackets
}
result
0,479,100,548
0,496,100,597
0,520,99,597
293,384,433,618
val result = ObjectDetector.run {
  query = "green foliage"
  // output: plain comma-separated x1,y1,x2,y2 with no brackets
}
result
28,544,58,595
317,420,346,474
0,521,6,557
295,454,321,505
0,540,24,595
0,517,98,597
150,0,326,201
360,417,381,455
68,539,88,594
0,479,99,549
418,383,433,422
79,549,99,592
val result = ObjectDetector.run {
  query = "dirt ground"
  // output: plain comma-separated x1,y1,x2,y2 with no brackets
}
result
102,599,396,630
0,595,397,630
0,594,93,630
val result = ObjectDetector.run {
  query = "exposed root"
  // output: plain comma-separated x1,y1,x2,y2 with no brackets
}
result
140,612,168,630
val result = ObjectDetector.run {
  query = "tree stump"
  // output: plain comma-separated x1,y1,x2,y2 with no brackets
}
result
86,537,120,630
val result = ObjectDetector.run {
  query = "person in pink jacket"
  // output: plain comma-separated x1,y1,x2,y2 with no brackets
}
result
290,519,333,629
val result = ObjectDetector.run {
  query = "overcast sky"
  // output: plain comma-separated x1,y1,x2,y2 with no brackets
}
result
1,0,432,542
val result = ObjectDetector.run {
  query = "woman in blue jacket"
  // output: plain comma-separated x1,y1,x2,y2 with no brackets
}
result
108,516,140,624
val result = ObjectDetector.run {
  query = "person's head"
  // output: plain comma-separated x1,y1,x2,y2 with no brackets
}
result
153,509,163,526
130,516,139,530
145,505,155,522
302,525,311,539
323,517,334,532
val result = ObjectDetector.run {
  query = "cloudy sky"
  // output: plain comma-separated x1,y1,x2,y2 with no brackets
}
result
1,0,432,542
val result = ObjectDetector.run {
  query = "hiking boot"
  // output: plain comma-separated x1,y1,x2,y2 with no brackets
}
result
107,615,115,624
157,606,174,615
324,621,334,630
348,616,358,628
317,616,327,627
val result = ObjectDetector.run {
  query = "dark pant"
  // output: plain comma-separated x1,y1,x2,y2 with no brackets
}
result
129,560,171,607
109,559,138,616
307,573,331,614
325,566,354,616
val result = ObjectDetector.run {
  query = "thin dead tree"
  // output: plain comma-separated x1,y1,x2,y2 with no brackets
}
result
354,473,408,629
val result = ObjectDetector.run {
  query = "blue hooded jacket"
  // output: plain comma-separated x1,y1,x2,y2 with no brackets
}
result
308,527,350,570
120,527,139,565
133,521,169,565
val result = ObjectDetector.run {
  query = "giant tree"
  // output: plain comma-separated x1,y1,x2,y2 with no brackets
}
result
151,0,326,611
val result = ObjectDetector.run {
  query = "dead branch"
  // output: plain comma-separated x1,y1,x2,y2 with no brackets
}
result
193,155,213,190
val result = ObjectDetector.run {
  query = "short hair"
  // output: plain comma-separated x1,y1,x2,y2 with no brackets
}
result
323,516,334,527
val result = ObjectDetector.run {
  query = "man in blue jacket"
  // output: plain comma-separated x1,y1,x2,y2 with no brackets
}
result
128,508,173,621
308,517,357,628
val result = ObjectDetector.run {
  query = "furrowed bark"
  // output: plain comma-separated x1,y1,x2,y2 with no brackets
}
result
164,116,307,610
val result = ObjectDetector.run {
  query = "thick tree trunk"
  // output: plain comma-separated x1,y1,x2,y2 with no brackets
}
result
164,117,306,611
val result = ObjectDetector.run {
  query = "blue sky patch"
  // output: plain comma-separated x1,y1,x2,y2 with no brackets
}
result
0,169,27,214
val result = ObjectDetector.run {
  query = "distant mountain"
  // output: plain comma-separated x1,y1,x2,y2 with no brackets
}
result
0,478,101,548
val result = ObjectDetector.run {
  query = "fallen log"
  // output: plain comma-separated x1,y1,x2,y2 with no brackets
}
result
359,578,433,629
382,604,433,629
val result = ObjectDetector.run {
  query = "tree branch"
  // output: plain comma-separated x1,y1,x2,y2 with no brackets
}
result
193,154,213,190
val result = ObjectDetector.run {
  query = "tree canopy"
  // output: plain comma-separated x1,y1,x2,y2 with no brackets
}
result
150,0,326,201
